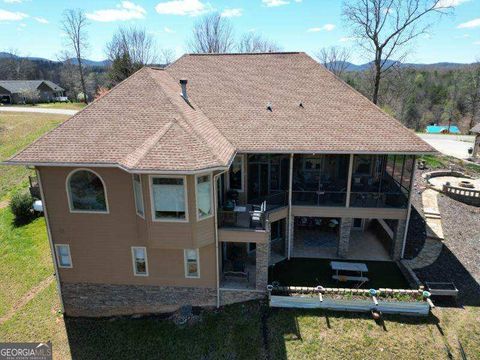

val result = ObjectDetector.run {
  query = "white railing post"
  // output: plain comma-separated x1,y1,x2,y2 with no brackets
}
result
346,154,354,208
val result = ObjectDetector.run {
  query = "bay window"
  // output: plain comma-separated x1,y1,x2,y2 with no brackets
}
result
150,176,188,221
196,174,212,220
132,174,144,218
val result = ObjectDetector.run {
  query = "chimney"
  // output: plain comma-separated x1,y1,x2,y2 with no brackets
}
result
180,79,188,101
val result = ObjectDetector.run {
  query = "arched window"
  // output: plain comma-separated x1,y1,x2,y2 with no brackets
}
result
67,169,108,213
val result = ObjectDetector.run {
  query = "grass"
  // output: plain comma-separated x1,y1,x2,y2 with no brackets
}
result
0,208,53,318
269,258,410,289
6,102,86,110
0,112,68,200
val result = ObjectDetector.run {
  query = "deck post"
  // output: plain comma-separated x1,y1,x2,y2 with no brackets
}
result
287,153,294,260
346,154,354,208
401,156,416,259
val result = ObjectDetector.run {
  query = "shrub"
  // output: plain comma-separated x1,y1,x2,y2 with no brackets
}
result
10,191,34,225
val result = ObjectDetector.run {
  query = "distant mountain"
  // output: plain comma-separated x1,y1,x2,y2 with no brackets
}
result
0,52,109,67
326,60,472,72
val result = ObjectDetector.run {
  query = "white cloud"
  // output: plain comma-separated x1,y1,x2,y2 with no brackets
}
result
0,8,28,21
86,1,146,22
221,8,242,17
155,0,210,16
307,24,335,32
474,41,480,45
34,16,48,24
262,0,289,7
435,0,470,8
3,0,24,3
458,18,480,28
164,26,174,33
339,36,355,42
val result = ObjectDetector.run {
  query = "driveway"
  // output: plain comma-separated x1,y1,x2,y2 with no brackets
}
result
418,134,475,160
0,106,78,116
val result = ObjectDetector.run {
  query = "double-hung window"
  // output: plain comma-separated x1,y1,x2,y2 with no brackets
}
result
131,247,148,276
184,249,200,278
196,174,212,220
132,174,145,218
55,244,72,268
150,176,187,221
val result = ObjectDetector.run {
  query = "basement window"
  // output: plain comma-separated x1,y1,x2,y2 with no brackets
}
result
184,249,200,278
55,244,72,268
131,247,148,276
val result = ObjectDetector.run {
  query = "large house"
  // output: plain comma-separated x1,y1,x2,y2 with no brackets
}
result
5,53,434,316
0,80,65,104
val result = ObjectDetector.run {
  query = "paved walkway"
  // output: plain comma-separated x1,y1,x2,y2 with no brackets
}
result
0,275,54,325
0,200,8,210
418,134,475,160
405,189,444,269
0,106,77,116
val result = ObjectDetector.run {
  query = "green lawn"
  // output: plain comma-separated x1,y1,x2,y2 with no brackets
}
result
0,208,53,318
8,102,86,110
0,112,69,200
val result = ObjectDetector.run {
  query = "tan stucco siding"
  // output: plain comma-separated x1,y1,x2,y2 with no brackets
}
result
38,166,216,288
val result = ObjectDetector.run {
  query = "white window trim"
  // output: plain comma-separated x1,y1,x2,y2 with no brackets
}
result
55,244,73,268
65,168,110,214
149,175,189,223
227,154,244,193
131,246,149,277
195,172,214,222
184,249,200,279
132,174,145,219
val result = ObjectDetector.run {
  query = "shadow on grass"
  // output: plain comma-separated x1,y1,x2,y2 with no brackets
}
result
415,246,480,307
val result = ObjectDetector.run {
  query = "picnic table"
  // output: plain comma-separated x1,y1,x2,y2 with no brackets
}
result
330,261,369,284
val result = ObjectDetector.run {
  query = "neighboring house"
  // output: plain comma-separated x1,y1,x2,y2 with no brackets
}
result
4,53,434,317
425,124,461,134
471,123,480,158
0,80,65,104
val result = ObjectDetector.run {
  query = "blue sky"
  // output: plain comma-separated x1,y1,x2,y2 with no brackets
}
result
0,0,479,63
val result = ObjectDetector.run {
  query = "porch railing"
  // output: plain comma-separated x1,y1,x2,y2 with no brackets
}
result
292,191,347,207
349,192,408,208
249,191,288,211
217,208,266,230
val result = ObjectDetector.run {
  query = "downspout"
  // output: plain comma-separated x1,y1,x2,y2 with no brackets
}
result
287,154,293,260
36,168,65,313
213,169,228,308
401,156,416,259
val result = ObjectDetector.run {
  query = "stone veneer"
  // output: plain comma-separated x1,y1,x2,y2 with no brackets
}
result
219,289,266,306
255,242,269,290
338,217,352,258
62,283,217,317
391,219,407,260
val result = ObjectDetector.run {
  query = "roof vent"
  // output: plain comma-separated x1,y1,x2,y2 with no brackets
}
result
299,102,304,108
267,102,272,112
180,79,188,101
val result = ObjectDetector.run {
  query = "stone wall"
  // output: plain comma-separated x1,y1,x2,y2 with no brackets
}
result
255,242,269,290
338,218,352,258
62,283,217,317
391,219,407,260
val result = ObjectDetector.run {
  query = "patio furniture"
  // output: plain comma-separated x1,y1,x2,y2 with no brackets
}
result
250,201,266,228
330,261,369,287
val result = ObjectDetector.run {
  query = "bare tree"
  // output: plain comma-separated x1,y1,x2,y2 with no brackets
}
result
342,0,451,104
237,33,282,53
464,61,480,130
160,48,176,65
316,46,351,77
188,13,235,53
106,26,157,66
61,9,89,103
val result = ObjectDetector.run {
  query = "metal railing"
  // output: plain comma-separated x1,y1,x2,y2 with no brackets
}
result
349,192,408,208
217,207,266,230
249,191,288,211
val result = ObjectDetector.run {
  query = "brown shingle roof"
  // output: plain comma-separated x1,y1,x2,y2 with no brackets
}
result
471,123,480,133
7,52,434,172
166,52,433,154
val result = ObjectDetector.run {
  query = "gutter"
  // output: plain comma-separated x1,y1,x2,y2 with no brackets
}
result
213,169,228,308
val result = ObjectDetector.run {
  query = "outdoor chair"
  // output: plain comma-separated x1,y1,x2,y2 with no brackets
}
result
250,201,266,228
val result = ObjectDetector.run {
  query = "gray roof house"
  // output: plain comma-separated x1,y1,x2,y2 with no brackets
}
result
0,80,65,104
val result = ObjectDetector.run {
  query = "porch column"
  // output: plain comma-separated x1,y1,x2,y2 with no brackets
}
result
401,156,416,258
392,219,407,260
345,154,354,208
287,153,294,259
256,242,269,290
338,218,352,258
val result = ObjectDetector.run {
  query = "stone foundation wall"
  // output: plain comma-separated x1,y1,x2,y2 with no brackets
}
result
62,283,217,317
255,242,269,290
391,219,407,260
